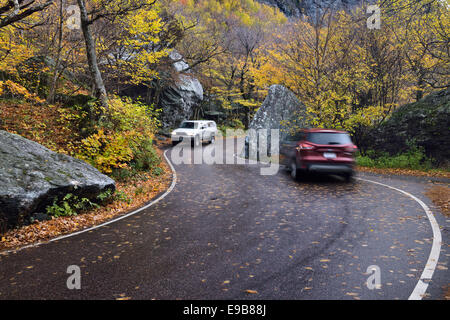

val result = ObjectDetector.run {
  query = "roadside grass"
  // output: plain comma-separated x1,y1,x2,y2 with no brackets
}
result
356,147,449,179
356,147,434,170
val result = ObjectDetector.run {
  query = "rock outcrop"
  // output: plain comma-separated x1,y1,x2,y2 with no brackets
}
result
256,0,367,17
159,51,203,130
366,88,450,165
243,84,309,158
118,50,204,132
0,131,115,229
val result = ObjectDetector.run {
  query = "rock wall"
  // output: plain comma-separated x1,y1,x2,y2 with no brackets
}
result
256,0,368,17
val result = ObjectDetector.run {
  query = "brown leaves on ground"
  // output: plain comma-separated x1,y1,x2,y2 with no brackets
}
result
0,146,172,252
357,166,450,180
425,185,450,217
0,101,81,154
244,289,258,294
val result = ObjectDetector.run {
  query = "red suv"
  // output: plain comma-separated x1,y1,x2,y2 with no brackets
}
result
280,129,357,181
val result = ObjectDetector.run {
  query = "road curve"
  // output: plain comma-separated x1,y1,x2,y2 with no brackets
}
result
0,138,448,300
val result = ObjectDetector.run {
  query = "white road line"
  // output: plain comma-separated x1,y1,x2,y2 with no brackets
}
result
1,149,177,255
356,177,442,300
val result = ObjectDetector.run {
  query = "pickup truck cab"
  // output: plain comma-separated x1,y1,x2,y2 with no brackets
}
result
171,120,218,147
280,128,357,181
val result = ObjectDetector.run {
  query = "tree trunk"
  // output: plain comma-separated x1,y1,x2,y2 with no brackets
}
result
416,76,424,101
48,0,65,103
77,0,108,109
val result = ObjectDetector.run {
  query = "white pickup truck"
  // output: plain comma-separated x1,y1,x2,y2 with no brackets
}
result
171,120,218,147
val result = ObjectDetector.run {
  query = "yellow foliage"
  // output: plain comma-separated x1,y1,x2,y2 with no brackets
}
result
0,26,34,75
76,97,160,174
78,129,134,173
0,80,44,104
101,2,168,86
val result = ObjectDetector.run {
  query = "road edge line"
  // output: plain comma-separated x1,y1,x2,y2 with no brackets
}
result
356,177,442,300
1,149,177,255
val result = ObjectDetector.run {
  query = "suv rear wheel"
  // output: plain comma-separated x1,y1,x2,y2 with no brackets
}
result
343,171,354,183
290,160,300,180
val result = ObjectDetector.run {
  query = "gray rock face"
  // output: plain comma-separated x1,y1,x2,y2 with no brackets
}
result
256,0,367,17
365,88,450,165
244,84,309,158
0,131,115,229
159,51,204,130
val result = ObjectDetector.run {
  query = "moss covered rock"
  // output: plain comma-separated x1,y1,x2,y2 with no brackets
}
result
370,88,450,165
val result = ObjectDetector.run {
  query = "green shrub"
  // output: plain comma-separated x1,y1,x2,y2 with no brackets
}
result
134,186,145,196
46,193,99,218
113,191,132,204
96,189,115,204
76,96,160,175
152,167,164,176
357,144,433,170
131,139,160,172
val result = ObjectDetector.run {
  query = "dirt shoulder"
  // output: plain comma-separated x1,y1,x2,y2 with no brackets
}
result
357,166,450,180
425,185,450,217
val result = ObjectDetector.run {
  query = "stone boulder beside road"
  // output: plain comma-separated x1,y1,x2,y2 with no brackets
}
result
159,50,204,130
0,130,115,230
243,84,309,159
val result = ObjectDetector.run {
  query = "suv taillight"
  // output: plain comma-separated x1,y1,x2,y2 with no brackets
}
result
296,143,315,151
344,145,358,153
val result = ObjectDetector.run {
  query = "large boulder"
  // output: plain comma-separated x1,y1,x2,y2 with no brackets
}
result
366,88,450,165
243,84,309,158
159,51,203,130
0,131,115,230
118,50,204,133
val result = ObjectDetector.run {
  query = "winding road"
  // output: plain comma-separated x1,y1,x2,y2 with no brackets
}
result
0,137,448,300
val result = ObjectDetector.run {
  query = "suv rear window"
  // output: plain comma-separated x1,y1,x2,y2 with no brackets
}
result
180,122,197,129
285,131,304,141
306,132,352,145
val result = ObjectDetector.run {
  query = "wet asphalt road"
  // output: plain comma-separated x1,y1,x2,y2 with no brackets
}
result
0,138,448,300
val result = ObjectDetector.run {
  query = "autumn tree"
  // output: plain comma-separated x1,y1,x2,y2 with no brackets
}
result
383,0,449,100
169,0,286,126
0,0,54,29
251,2,412,151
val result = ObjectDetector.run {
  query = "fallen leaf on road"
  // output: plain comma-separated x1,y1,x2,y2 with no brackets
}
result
245,290,258,294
